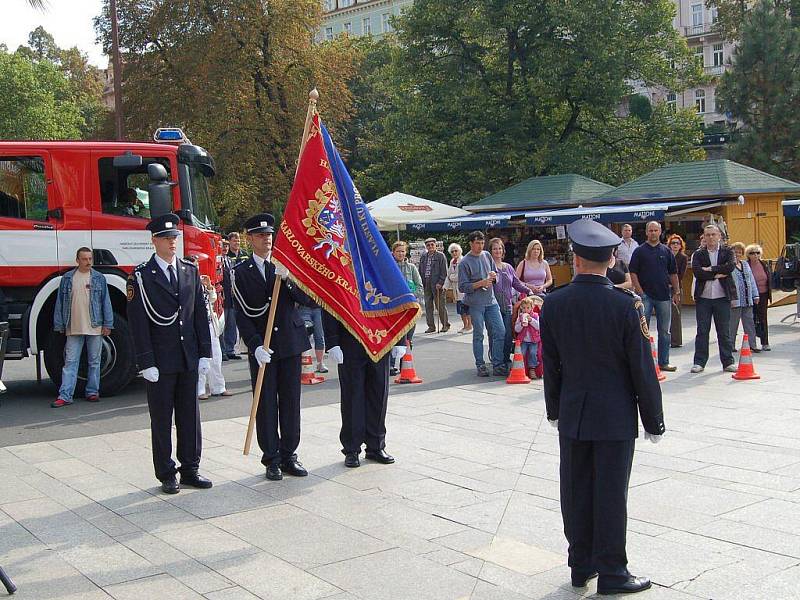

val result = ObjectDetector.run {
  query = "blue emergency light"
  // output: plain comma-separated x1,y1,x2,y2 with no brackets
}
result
153,128,190,144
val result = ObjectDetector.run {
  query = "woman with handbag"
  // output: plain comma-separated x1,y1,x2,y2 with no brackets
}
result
746,243,772,351
444,243,472,334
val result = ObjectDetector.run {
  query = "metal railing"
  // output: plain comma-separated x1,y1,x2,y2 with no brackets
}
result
683,23,714,36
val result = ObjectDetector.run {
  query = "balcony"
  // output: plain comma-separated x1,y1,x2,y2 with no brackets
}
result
683,23,716,37
704,65,725,76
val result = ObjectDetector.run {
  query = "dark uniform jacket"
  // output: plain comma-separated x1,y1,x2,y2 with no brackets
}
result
232,257,314,359
691,246,737,300
127,255,212,373
540,274,665,441
223,250,249,309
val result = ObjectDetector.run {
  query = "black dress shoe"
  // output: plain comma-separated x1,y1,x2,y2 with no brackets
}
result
389,367,399,376
161,477,179,494
598,576,652,595
365,449,395,464
180,472,213,489
571,571,598,587
266,464,283,480
281,459,308,477
344,452,360,468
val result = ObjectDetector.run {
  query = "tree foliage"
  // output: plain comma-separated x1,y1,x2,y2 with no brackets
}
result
95,0,359,229
708,0,800,40
346,0,704,205
716,0,800,179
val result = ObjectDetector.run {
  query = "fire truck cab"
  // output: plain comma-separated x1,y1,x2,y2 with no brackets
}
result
0,129,222,396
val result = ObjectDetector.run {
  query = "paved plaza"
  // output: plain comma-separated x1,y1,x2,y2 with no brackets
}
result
1,306,800,599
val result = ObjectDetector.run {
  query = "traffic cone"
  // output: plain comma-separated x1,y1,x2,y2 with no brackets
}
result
732,334,761,380
650,336,667,382
506,340,531,384
300,349,325,385
395,342,422,384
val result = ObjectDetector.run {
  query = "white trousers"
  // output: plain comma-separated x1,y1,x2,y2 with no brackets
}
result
198,321,226,396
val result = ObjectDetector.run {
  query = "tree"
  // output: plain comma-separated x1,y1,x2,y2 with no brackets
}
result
716,0,800,179
708,0,800,40
94,0,359,229
0,48,84,139
349,0,704,205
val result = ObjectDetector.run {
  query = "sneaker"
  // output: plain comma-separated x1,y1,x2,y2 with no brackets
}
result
462,327,473,334
690,365,704,373
723,364,737,373
440,324,450,333
751,347,762,353
51,397,73,408
316,363,329,374
425,327,436,333
389,367,399,376
476,365,490,377
659,364,677,372
762,344,771,351
493,365,510,377
85,394,99,402
527,368,537,380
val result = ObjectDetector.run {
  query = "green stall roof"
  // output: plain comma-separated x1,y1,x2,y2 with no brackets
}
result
466,174,614,212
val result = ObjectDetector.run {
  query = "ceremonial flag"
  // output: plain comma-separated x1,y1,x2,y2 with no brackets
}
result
273,109,419,361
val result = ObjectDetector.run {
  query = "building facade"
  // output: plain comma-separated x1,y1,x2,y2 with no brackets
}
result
318,0,414,42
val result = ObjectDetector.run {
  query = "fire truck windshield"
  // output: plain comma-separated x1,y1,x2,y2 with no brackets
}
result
187,164,218,230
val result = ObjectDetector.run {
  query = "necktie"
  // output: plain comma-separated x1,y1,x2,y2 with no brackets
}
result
168,264,178,294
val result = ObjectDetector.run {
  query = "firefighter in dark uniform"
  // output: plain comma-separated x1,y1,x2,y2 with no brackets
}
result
539,218,666,596
232,213,316,481
127,213,213,494
322,313,405,468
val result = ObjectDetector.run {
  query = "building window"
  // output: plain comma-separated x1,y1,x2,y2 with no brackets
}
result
695,89,706,114
325,27,334,41
691,4,704,31
362,17,371,35
713,43,724,67
0,156,48,221
339,0,354,7
666,92,677,112
694,45,704,67
344,22,352,34
322,0,335,12
711,7,719,23
381,12,392,33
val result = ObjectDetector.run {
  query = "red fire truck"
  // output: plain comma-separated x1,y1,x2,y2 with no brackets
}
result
0,128,222,395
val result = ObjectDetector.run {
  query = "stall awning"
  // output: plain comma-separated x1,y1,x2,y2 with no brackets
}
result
407,211,523,233
782,199,800,217
524,200,720,226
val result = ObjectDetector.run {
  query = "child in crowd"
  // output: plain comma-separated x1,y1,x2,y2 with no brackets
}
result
197,273,232,399
514,296,541,379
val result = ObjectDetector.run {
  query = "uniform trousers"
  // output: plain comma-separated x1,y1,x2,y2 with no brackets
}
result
559,436,635,587
146,369,202,481
248,354,302,466
337,352,390,454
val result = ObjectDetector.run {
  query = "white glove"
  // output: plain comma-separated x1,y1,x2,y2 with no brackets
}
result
548,419,558,429
274,263,290,280
328,346,344,365
198,358,212,375
644,432,663,444
254,345,274,367
141,367,159,383
394,345,407,361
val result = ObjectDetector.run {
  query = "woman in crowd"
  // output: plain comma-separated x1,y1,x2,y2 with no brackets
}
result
392,241,423,374
606,247,632,289
667,234,688,348
729,241,760,352
746,243,772,351
516,240,553,295
489,237,533,368
444,243,472,334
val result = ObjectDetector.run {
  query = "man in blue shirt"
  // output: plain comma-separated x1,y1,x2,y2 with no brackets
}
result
629,221,680,371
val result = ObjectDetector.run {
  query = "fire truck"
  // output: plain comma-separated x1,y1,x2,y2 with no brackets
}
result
0,128,222,395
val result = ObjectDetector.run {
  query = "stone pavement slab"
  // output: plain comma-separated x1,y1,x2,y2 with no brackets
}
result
2,305,800,599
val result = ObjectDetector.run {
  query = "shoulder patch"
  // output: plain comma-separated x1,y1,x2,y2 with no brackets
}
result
134,262,147,271
126,276,135,302
180,257,197,267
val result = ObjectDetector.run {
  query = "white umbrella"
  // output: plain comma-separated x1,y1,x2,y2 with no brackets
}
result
367,192,469,238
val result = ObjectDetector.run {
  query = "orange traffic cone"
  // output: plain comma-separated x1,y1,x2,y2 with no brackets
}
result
395,342,422,384
650,336,666,382
732,334,760,380
300,349,325,385
506,340,531,384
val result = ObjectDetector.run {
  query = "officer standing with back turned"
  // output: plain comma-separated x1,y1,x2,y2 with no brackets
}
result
127,213,214,494
539,219,665,595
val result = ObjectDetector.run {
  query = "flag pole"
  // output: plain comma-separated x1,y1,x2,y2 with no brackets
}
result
243,89,320,455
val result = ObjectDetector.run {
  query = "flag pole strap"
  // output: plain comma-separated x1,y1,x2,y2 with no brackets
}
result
243,88,319,455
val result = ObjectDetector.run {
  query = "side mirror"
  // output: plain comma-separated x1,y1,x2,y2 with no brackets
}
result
113,152,143,168
147,164,175,218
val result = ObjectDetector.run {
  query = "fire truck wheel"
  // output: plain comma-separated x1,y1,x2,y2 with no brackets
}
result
44,313,138,397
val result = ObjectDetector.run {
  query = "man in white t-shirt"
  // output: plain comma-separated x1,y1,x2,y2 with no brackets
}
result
616,224,639,267
52,248,114,407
